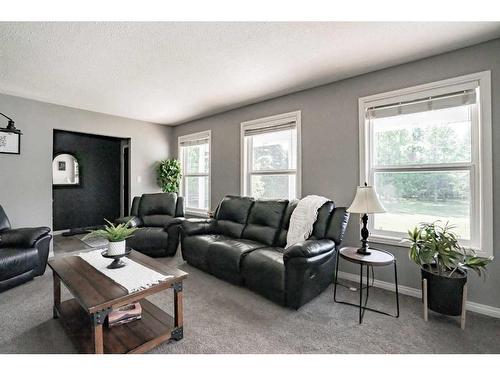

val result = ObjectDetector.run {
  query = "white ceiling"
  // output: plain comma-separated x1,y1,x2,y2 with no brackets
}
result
1,22,499,125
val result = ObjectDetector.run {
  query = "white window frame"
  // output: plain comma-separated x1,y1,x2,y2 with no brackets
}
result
178,130,211,216
358,71,493,257
240,111,302,199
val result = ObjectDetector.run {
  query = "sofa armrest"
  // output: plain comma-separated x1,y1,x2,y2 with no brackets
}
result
163,217,186,230
181,218,217,236
0,227,51,248
115,216,143,228
284,239,336,260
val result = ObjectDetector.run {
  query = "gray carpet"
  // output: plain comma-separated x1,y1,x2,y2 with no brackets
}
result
1,250,499,354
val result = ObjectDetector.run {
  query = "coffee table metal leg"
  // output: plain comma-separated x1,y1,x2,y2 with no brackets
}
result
172,282,184,340
53,273,61,319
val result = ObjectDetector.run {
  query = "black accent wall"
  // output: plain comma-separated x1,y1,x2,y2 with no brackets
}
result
53,130,123,231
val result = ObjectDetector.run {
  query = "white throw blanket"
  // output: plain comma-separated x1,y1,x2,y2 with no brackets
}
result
286,195,330,248
77,250,172,293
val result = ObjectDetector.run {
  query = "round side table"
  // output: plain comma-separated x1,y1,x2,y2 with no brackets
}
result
333,246,400,324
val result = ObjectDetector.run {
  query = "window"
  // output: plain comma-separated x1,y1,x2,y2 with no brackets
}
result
359,72,493,256
178,130,211,214
241,111,301,200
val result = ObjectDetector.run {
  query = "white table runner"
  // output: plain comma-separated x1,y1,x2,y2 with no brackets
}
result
77,250,173,293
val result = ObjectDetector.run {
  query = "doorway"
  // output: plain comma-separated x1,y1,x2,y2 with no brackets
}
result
52,130,131,232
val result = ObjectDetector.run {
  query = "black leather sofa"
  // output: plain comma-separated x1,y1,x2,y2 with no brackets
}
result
0,205,52,292
181,195,349,308
116,192,184,257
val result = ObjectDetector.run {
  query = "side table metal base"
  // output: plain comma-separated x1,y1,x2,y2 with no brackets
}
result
333,249,400,324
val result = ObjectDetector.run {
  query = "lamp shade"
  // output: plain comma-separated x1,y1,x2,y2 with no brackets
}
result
347,185,385,214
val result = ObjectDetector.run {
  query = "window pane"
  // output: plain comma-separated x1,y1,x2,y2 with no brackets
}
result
185,176,209,210
374,171,471,239
250,129,296,171
182,142,209,174
250,174,296,200
373,106,472,166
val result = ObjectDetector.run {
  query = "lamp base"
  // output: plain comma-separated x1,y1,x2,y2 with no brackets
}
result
356,247,371,256
357,213,371,255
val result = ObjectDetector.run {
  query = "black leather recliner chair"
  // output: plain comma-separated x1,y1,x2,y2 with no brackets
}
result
116,192,184,257
181,195,349,309
0,205,52,292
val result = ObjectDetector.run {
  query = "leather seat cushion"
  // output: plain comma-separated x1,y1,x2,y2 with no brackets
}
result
182,234,231,271
241,248,286,305
241,200,288,246
138,193,177,217
0,247,39,281
126,227,169,255
207,239,266,284
214,196,254,238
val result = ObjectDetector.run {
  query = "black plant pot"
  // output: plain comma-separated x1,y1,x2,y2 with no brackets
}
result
421,264,467,316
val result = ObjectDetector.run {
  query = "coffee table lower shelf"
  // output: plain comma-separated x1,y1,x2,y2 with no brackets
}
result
56,298,176,354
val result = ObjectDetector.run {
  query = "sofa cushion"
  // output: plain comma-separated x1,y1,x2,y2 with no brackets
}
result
182,234,231,271
0,247,39,281
215,196,254,238
241,247,286,305
241,200,288,246
207,238,266,284
138,193,177,217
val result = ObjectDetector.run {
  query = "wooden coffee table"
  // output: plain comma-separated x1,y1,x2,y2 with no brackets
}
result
48,250,188,354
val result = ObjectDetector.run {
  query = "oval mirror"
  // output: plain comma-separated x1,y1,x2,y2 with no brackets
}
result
52,153,80,186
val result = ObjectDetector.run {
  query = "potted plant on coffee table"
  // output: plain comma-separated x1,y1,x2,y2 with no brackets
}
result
84,219,138,256
405,221,493,325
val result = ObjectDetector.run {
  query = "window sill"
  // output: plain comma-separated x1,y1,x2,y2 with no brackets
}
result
368,234,489,257
368,234,410,249
185,209,209,218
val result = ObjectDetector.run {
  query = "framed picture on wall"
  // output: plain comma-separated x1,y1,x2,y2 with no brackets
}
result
0,132,21,154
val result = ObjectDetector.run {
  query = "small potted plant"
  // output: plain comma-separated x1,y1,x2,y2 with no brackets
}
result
405,221,493,317
84,219,138,256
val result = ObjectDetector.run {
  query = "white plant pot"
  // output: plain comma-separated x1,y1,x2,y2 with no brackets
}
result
107,240,126,256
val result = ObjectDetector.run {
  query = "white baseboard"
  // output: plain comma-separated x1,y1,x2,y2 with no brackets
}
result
337,271,500,319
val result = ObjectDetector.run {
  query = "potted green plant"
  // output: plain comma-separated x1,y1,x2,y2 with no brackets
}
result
405,221,493,316
84,219,138,256
156,159,182,193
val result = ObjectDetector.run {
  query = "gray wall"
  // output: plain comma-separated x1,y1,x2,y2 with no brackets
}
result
0,94,172,228
171,39,500,308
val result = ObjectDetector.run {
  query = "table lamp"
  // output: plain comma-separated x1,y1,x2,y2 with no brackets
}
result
347,182,386,255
